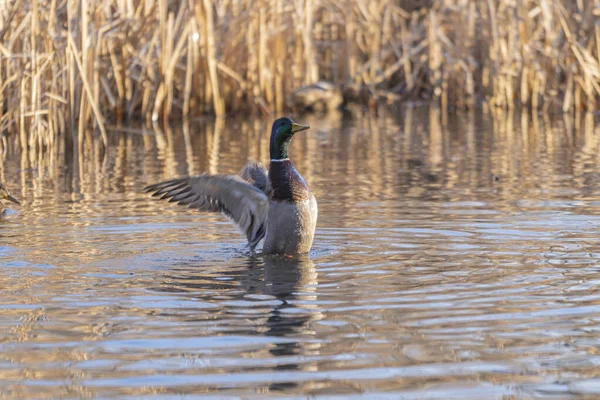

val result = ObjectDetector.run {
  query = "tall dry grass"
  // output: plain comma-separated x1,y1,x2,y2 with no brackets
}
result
0,0,599,149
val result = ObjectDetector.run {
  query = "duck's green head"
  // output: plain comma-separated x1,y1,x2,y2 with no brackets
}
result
0,183,20,205
269,117,310,160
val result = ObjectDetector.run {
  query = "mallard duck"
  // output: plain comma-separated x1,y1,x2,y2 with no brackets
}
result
145,117,318,256
0,183,20,216
290,81,344,111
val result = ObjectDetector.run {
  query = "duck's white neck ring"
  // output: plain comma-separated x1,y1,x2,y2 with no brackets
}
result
270,158,290,162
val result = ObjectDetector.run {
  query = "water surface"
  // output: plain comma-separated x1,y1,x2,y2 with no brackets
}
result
2,107,600,398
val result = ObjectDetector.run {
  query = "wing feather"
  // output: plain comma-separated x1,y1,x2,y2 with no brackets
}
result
239,161,268,192
145,174,269,249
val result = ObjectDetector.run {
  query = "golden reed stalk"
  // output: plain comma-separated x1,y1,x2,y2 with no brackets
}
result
0,0,598,147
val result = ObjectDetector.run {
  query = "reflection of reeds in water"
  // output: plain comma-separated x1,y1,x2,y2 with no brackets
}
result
2,1,600,151
2,108,600,195
309,107,600,222
3,108,600,265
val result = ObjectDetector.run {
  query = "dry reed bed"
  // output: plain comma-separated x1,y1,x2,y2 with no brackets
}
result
0,0,599,149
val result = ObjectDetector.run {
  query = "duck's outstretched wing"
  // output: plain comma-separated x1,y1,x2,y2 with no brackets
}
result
145,175,269,249
239,161,268,192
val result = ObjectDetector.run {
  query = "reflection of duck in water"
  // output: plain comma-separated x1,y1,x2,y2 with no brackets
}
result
235,256,322,391
145,117,318,256
259,256,321,390
0,183,20,216
260,255,320,343
156,255,321,391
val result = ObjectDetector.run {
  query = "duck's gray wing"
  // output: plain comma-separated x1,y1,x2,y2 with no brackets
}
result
239,160,268,192
145,175,269,249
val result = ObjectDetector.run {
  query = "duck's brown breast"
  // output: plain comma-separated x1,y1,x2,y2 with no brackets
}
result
268,160,311,202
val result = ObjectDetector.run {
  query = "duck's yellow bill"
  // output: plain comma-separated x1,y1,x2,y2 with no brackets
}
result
5,193,20,205
291,123,310,133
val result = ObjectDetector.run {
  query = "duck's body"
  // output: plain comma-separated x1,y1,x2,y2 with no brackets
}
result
145,117,317,256
0,183,21,216
263,159,318,254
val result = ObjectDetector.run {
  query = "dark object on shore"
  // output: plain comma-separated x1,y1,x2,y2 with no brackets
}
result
289,81,345,111
145,117,318,256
